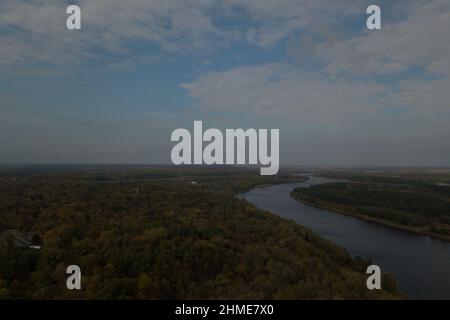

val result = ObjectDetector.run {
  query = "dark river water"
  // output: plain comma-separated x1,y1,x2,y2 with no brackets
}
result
243,176,450,300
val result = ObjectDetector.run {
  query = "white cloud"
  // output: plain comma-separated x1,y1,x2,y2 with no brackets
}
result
0,0,223,74
182,63,386,117
181,0,450,123
318,0,450,76
182,61,450,123
0,0,375,73
2,0,447,73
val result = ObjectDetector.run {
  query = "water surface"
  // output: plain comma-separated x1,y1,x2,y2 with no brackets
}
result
244,176,450,299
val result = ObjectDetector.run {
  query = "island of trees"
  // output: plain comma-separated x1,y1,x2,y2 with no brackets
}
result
291,170,450,241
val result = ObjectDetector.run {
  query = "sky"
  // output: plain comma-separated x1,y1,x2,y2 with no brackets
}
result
1,0,450,166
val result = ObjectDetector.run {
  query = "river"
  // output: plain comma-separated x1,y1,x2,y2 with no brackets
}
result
243,176,450,299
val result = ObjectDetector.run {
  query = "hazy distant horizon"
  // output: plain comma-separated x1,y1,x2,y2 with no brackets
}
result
1,163,449,169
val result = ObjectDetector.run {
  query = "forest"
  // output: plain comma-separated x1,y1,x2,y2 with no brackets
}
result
0,165,403,299
292,169,450,241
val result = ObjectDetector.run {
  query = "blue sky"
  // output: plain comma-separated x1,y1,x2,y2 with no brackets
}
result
1,0,450,165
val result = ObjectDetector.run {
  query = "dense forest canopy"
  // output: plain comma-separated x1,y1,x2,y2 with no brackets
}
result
0,166,402,299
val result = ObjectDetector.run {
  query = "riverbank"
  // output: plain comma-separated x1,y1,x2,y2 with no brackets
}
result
291,193,450,243
244,178,450,299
